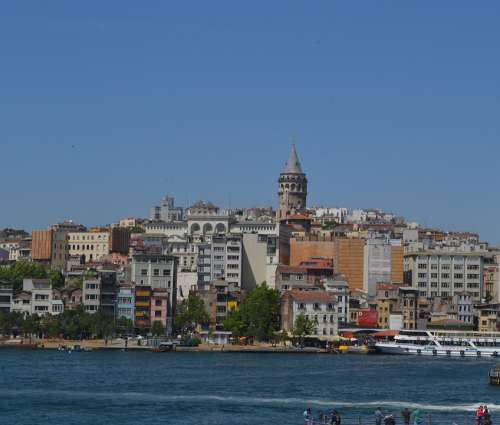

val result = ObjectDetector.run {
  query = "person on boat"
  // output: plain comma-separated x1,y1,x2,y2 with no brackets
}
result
318,410,325,423
375,407,384,425
331,409,341,425
482,407,491,425
476,406,485,425
402,408,411,425
303,408,312,425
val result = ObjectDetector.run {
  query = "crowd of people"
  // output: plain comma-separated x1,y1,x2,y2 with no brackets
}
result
302,405,493,425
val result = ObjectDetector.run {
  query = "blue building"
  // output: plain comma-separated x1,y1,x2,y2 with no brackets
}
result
116,285,135,323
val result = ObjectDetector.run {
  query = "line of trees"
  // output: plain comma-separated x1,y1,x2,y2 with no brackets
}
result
0,308,134,340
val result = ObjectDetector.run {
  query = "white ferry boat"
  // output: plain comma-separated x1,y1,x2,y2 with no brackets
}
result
376,330,500,358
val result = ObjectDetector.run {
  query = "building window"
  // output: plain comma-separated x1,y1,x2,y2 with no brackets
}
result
155,300,162,306
154,269,160,276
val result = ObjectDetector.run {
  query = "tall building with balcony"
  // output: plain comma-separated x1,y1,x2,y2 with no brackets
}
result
131,254,178,334
135,286,152,328
117,285,135,322
404,244,488,303
82,270,118,315
197,235,242,288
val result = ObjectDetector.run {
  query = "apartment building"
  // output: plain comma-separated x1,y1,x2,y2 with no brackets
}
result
68,231,110,263
241,232,279,291
0,282,13,314
131,254,178,333
32,221,86,271
404,245,487,303
149,195,184,222
82,270,118,315
18,278,62,316
117,285,135,322
151,289,170,333
281,290,338,339
197,235,242,287
323,275,350,324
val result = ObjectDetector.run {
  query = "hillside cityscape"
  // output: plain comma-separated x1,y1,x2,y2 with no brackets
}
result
1,145,499,345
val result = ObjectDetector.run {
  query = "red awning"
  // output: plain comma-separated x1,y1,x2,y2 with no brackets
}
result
372,330,399,338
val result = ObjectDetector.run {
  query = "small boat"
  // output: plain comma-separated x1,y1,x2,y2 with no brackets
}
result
489,363,500,385
152,341,177,352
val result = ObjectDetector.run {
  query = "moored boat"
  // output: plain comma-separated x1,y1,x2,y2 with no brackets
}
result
376,330,500,358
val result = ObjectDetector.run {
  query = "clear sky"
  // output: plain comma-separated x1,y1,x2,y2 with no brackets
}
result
1,2,499,242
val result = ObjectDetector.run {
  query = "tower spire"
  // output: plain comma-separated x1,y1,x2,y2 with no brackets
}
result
282,144,303,174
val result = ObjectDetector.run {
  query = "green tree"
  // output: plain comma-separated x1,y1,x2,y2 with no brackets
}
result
48,270,64,290
292,313,316,347
116,317,134,336
175,293,210,334
222,311,245,339
239,283,281,342
129,226,145,234
0,261,49,292
151,320,165,336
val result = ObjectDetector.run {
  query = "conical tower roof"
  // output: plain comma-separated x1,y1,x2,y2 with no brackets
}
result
282,144,303,174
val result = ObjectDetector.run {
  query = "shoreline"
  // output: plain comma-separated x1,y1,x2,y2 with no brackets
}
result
0,338,342,354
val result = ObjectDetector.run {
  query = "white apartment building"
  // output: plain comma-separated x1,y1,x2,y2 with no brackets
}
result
131,254,178,291
281,291,338,339
83,278,101,313
15,278,63,316
197,235,242,288
68,231,110,262
323,276,350,324
453,292,474,324
404,245,487,302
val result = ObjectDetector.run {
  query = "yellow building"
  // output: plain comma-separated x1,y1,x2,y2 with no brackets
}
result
68,231,110,262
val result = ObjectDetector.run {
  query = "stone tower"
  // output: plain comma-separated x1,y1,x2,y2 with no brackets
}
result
278,144,308,220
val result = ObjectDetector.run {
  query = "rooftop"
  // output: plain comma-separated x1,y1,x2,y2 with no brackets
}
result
288,290,335,303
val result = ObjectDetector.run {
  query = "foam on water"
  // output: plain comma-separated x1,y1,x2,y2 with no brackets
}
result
1,389,498,413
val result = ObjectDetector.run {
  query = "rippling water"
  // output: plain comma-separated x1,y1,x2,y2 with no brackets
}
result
1,349,498,425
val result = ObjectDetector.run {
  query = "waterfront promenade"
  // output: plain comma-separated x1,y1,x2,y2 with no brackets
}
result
0,337,326,352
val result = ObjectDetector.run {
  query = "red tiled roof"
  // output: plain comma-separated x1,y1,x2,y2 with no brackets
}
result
277,265,306,273
288,290,335,303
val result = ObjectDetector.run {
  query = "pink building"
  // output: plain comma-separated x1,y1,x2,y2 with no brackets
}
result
150,289,169,333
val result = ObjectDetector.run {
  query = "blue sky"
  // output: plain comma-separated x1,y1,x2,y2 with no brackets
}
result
1,2,499,242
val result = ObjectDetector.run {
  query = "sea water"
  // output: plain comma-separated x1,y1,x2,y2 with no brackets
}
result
0,349,498,425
